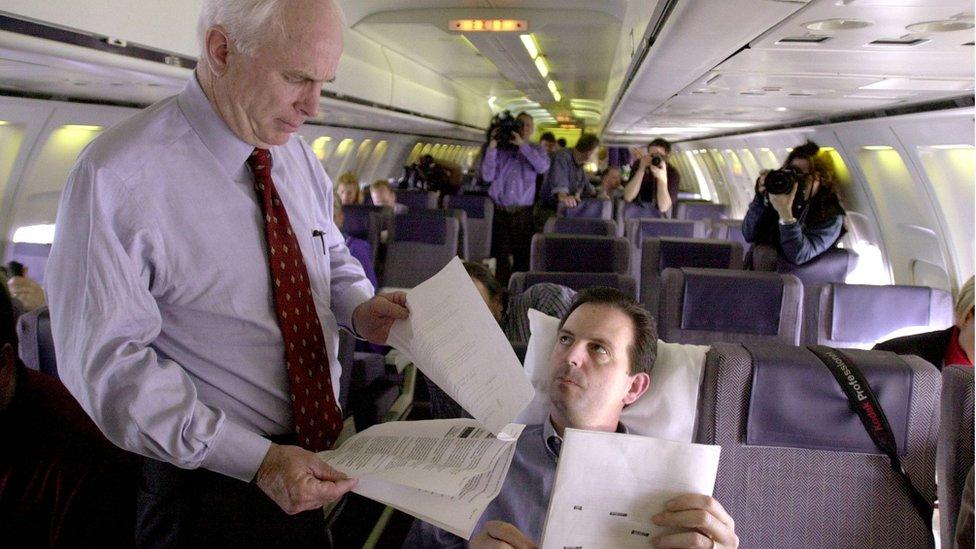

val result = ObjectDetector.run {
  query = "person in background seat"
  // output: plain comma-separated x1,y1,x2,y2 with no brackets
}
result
6,261,45,315
874,276,974,369
0,284,141,545
333,203,378,290
336,171,362,205
370,179,408,213
742,141,846,266
539,133,601,214
407,288,739,549
623,137,680,216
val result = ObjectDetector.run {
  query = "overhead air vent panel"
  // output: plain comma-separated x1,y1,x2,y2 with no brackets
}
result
777,35,831,44
869,37,930,47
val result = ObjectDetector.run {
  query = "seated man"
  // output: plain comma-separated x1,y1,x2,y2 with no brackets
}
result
407,288,738,548
369,180,408,213
874,276,974,369
0,285,141,545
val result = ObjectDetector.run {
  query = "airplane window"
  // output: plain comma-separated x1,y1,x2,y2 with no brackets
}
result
311,136,334,162
757,148,779,170
738,149,762,182
683,150,712,201
406,143,424,165
330,138,357,178
12,124,103,235
363,140,388,181
354,139,375,175
856,145,950,290
12,223,56,245
0,121,26,205
419,143,434,157
917,144,975,284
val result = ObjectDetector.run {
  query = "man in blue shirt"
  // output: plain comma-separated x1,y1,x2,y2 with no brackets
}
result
408,288,739,549
480,112,551,285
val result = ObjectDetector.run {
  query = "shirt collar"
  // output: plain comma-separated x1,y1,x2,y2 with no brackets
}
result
542,416,629,458
945,326,973,367
177,74,257,178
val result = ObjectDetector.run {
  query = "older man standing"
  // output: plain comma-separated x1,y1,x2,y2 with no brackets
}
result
407,288,738,549
45,0,407,545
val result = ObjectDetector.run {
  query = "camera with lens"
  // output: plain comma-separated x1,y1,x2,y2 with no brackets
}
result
490,111,524,151
650,155,664,168
764,167,805,196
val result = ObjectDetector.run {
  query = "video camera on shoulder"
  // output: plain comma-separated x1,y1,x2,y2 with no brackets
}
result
764,167,805,196
490,111,523,151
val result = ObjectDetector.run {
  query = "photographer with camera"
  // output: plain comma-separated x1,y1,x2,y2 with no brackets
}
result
623,138,680,216
742,140,846,266
481,111,551,285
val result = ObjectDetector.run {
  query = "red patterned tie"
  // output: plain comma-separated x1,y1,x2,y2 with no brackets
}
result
248,148,343,451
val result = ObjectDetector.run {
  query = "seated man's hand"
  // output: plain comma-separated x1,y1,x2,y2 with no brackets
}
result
352,292,409,344
254,444,358,515
558,192,579,209
471,521,537,549
651,494,738,548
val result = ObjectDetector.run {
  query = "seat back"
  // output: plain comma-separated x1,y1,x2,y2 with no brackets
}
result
625,218,703,243
815,283,954,348
408,208,470,260
695,343,939,548
639,237,744,310
508,272,636,300
395,190,438,210
341,204,387,264
383,214,459,288
556,198,613,220
543,217,617,237
675,201,727,221
443,194,494,261
529,234,630,274
15,306,58,378
658,268,802,345
776,248,858,344
938,365,975,549
615,201,665,236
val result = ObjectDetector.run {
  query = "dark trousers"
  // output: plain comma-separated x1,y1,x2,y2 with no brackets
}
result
136,456,330,548
491,205,535,286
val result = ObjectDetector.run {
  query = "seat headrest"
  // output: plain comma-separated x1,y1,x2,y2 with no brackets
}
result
777,247,854,284
829,284,939,342
553,218,613,236
447,195,487,218
745,344,913,455
562,199,608,219
393,214,446,244
658,238,734,272
522,272,634,297
679,269,783,335
537,236,625,273
636,220,696,239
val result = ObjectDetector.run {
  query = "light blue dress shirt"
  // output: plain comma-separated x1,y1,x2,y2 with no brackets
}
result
45,76,374,482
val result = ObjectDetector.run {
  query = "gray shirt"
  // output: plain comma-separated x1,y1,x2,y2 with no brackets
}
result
406,420,627,547
45,76,374,482
542,148,596,207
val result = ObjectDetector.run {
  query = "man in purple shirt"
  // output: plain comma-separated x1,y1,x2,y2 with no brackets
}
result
480,112,550,285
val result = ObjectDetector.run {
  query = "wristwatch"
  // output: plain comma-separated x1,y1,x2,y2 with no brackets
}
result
778,217,798,226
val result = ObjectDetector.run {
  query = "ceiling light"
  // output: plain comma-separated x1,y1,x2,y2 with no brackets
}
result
534,56,550,78
572,110,601,120
520,34,540,59
804,18,873,31
862,145,894,151
925,144,973,150
774,107,790,112
547,80,561,102
570,99,603,110
0,121,8,125
907,20,974,33
450,19,527,32
861,78,972,91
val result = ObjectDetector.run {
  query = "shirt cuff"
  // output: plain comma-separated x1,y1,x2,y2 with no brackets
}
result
200,418,273,482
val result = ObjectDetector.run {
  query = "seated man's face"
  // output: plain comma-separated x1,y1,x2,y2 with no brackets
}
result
371,187,395,207
337,183,358,205
548,304,648,428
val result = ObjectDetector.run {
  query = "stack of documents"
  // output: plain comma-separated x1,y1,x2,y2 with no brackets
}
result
320,257,535,539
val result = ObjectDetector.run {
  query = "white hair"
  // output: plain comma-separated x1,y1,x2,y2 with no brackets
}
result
956,276,975,317
197,0,288,56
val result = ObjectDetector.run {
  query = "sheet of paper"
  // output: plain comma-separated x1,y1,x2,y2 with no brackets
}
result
319,418,524,497
540,429,721,549
351,431,520,540
387,257,534,436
